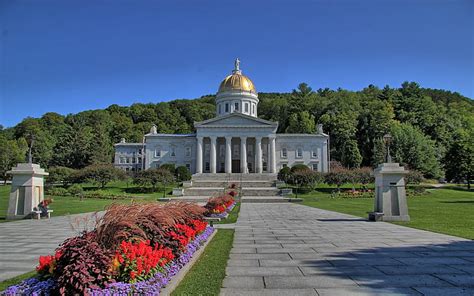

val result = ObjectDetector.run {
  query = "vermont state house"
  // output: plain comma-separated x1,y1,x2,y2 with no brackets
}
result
114,60,329,175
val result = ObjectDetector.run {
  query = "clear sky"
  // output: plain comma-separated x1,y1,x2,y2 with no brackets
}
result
0,0,472,127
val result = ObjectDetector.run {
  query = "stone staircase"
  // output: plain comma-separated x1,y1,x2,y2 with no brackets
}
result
171,173,299,203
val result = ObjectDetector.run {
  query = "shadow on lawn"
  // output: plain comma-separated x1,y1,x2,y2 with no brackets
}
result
297,240,474,294
440,200,474,204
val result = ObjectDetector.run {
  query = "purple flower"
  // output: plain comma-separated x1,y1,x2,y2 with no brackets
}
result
1,227,215,296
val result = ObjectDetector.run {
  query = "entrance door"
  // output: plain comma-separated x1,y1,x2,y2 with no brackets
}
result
232,160,241,173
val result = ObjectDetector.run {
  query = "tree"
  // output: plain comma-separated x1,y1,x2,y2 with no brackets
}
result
285,111,316,133
325,168,350,191
159,163,176,174
175,166,191,182
341,139,362,168
79,164,126,188
134,168,174,194
444,131,474,189
390,123,442,178
46,166,77,186
0,136,27,184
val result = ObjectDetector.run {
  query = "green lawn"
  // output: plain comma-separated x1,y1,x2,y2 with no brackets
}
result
0,271,37,292
172,229,234,296
300,187,474,239
0,180,180,222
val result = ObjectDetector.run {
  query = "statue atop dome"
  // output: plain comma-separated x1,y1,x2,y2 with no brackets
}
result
234,58,240,71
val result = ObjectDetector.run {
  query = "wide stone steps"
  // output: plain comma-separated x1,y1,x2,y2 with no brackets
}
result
192,180,276,188
192,173,277,182
183,187,280,197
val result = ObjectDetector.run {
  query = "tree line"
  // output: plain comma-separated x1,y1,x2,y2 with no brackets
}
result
0,81,473,184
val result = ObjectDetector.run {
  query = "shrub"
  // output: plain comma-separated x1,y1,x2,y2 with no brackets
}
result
67,184,83,196
277,166,292,183
325,168,351,190
406,169,424,185
291,169,325,190
134,168,175,191
54,232,114,295
291,164,310,173
46,166,77,186
46,187,69,196
159,163,176,174
175,166,191,182
82,190,131,200
79,164,127,188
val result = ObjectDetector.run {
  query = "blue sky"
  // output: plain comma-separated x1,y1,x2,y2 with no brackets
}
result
0,0,472,127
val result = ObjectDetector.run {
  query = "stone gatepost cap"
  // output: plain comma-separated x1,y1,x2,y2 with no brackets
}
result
374,162,408,174
7,163,49,176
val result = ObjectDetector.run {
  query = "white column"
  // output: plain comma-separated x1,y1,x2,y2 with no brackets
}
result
256,136,262,174
225,136,232,173
270,136,277,173
196,137,203,174
241,137,247,174
210,136,217,174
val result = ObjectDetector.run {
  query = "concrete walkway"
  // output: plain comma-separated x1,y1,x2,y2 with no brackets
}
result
221,203,474,296
0,213,99,281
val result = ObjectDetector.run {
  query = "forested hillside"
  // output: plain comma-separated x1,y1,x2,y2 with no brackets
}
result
1,81,473,181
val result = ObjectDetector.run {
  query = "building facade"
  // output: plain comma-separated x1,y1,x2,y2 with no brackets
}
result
114,59,329,174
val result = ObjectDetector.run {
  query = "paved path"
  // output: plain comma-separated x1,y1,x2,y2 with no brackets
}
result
0,213,99,281
221,203,474,296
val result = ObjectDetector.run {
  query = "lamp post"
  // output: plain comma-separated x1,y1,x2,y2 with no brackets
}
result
383,133,392,163
26,134,35,164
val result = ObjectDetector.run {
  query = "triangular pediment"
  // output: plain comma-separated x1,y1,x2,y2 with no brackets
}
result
195,113,277,127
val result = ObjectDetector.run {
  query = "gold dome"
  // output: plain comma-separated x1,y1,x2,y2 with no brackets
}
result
218,73,256,94
218,58,256,94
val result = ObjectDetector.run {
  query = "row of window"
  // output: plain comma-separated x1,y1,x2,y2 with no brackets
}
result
154,147,192,158
119,157,142,164
218,101,256,115
281,147,318,159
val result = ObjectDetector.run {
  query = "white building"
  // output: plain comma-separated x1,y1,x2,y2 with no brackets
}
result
114,59,329,174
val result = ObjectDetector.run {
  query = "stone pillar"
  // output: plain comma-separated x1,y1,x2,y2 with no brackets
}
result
210,136,217,174
369,163,410,222
196,137,203,174
256,137,263,174
225,136,232,173
241,137,247,173
7,163,49,220
269,136,277,173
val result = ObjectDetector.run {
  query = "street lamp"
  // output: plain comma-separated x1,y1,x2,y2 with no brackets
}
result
383,133,392,163
26,134,35,164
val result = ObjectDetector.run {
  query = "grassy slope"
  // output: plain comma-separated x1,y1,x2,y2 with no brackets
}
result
172,229,234,296
300,188,474,239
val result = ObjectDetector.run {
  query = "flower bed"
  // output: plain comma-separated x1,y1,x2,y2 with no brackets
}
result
2,202,214,296
204,195,236,219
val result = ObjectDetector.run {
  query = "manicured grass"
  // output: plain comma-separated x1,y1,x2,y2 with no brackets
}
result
172,229,234,296
300,187,474,239
0,181,174,222
0,270,37,292
215,202,240,224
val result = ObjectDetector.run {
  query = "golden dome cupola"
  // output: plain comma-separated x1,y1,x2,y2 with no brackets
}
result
216,58,259,118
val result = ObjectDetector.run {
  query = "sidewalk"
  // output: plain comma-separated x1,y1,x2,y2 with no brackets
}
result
221,203,474,295
0,213,99,281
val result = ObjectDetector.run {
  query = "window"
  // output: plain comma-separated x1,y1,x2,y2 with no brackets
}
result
219,145,225,157
120,157,126,164
132,158,136,163
252,104,254,114
296,148,303,158
245,103,249,113
312,163,318,171
205,144,210,156
235,102,239,111
171,147,176,157
220,162,225,172
247,144,253,157
312,149,318,158
205,162,210,172
155,148,161,157
186,163,191,170
138,158,142,163
282,163,288,168
263,161,267,172
218,104,221,114
126,158,130,164
281,148,288,158
185,147,191,157
225,103,229,112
